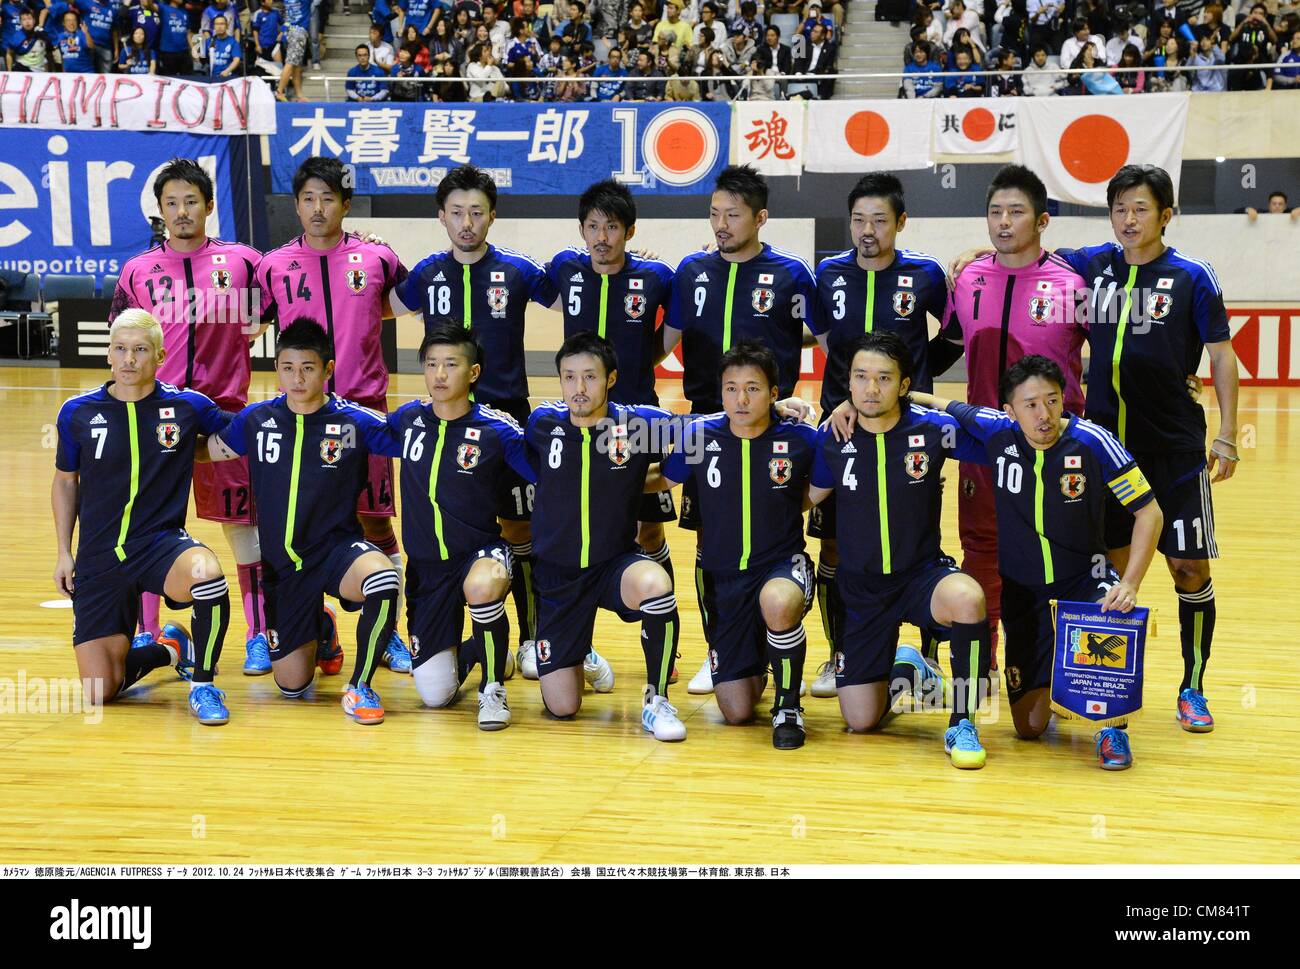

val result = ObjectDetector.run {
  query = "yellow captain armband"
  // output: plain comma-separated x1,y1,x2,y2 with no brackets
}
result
1107,466,1151,507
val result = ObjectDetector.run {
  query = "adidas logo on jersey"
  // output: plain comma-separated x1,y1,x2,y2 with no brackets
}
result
695,272,709,282
831,276,846,288
706,440,722,452
551,426,566,437
570,272,584,282
432,271,445,282
412,415,424,427
1103,265,1114,277
262,417,278,429
287,260,301,271
840,441,856,453
149,264,164,274
90,413,107,426
1004,444,1019,458
973,275,987,286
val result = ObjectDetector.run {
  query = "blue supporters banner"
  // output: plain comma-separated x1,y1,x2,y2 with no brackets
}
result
1050,600,1148,728
270,102,731,195
0,129,257,279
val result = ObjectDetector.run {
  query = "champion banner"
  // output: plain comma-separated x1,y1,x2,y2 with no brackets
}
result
934,98,1019,155
803,100,935,173
0,71,276,134
0,129,257,278
1050,600,1148,727
271,101,730,195
1015,92,1190,207
732,100,805,177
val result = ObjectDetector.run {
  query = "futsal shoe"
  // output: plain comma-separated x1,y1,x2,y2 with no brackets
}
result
687,657,714,694
517,640,539,680
1094,727,1133,770
130,631,154,650
341,683,385,725
382,631,413,674
583,648,615,693
502,646,516,680
895,644,948,707
944,719,986,770
1176,689,1215,733
243,633,272,676
811,659,837,698
189,684,230,726
478,683,511,731
772,707,806,749
157,623,194,680
316,604,344,675
642,685,687,741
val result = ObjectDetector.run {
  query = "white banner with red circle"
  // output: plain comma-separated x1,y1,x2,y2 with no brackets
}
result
934,99,1019,155
802,101,936,173
1014,93,1190,208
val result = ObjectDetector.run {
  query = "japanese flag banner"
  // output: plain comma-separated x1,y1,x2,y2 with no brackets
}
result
731,100,805,177
1014,93,1190,208
934,99,1019,155
804,100,935,172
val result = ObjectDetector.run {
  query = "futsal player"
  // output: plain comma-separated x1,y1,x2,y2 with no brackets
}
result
389,165,557,679
384,322,536,730
807,173,950,698
203,319,402,724
109,158,271,675
661,165,824,695
526,332,686,742
1053,165,1239,733
812,332,991,768
52,310,234,724
256,157,413,675
911,356,1163,770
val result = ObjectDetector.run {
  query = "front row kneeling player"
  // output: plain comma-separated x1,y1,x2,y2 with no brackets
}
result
910,355,1163,771
202,319,402,725
53,310,234,725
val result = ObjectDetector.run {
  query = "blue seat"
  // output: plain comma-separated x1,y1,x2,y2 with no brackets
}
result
100,274,119,299
43,274,97,302
771,13,800,45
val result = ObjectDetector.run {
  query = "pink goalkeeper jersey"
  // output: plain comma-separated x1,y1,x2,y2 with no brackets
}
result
256,232,407,404
941,250,1088,412
110,238,262,408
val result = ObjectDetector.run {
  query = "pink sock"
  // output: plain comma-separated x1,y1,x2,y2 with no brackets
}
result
236,562,266,642
138,592,162,639
371,530,399,557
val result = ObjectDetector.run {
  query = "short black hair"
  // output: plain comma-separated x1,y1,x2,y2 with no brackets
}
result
556,330,618,378
436,164,498,213
1269,190,1289,204
578,178,637,229
849,331,914,387
719,339,779,390
1106,164,1175,220
713,164,768,217
153,158,213,206
847,172,906,220
999,354,1065,405
275,317,334,363
419,320,483,371
293,156,352,202
986,164,1049,219
355,43,368,53
1072,16,1089,32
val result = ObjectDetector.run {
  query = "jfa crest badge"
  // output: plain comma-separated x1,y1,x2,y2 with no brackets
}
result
904,450,928,480
537,640,552,663
320,437,342,465
457,442,481,470
210,269,232,292
1060,471,1086,498
769,457,793,484
609,425,630,466
1146,292,1172,321
1028,295,1053,324
892,291,915,317
751,287,774,314
624,293,646,319
834,651,845,675
156,422,180,448
487,286,509,319
345,269,367,293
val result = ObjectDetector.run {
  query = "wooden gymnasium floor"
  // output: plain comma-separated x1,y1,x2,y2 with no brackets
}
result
2,365,1297,866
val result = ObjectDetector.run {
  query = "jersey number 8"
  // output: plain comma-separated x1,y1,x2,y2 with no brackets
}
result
548,437,563,468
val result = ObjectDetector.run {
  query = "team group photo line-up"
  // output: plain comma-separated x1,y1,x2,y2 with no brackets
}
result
53,152,1238,769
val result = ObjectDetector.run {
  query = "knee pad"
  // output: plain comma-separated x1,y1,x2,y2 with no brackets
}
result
412,649,460,708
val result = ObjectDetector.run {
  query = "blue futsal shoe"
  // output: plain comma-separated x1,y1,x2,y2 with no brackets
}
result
157,623,194,681
243,633,272,676
1176,688,1215,733
130,631,155,650
1094,727,1133,771
894,644,948,706
189,684,230,726
944,718,986,770
381,630,413,674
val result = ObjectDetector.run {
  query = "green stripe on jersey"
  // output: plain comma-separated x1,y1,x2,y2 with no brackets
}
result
739,438,752,570
113,401,140,562
1112,265,1140,446
462,263,472,328
1033,448,1054,584
428,422,449,560
875,434,891,574
722,262,738,351
580,428,591,569
864,270,876,333
284,414,305,572
597,273,609,339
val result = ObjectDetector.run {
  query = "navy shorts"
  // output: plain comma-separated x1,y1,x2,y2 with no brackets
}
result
71,529,205,647
1001,566,1120,706
1105,449,1218,560
405,543,512,669
534,552,647,673
834,558,960,687
481,397,535,523
265,540,382,659
807,491,836,540
701,551,814,685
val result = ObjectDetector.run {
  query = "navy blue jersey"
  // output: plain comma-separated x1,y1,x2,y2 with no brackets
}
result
546,247,675,406
394,244,558,404
1059,244,1231,453
813,248,948,409
948,402,1155,587
661,414,818,572
667,244,819,412
811,404,983,575
527,401,679,568
387,401,534,564
56,381,229,571
219,395,395,576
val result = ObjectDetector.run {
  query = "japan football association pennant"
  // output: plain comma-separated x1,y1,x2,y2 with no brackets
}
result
1049,600,1148,728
